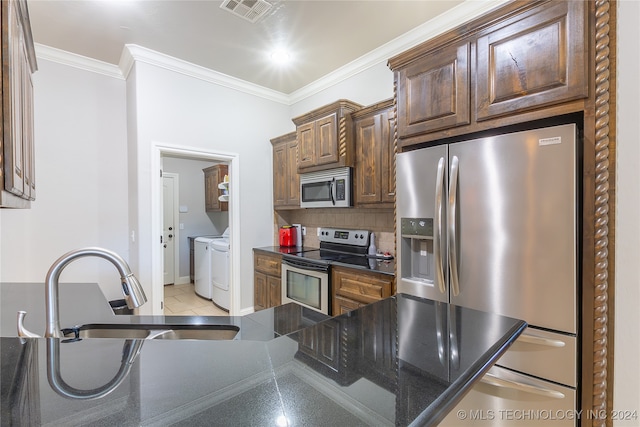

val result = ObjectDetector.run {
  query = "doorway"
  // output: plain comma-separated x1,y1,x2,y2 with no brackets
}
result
150,143,241,316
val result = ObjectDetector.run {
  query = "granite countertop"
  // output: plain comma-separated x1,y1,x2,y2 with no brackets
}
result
0,283,525,426
254,246,396,276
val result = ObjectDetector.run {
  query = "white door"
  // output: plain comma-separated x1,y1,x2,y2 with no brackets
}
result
162,173,178,285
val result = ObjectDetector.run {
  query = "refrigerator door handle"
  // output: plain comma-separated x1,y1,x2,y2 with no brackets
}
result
448,156,460,296
519,332,567,348
481,373,566,399
434,157,446,294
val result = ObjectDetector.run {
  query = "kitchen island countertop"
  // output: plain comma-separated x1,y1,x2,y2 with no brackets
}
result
0,282,525,426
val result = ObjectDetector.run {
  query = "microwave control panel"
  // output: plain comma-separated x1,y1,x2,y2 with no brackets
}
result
335,179,346,201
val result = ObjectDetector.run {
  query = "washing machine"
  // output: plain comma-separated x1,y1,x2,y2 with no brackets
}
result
211,229,230,310
194,236,217,299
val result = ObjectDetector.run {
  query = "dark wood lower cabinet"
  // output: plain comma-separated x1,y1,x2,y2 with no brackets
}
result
331,266,394,316
253,250,282,311
333,295,363,316
299,319,342,372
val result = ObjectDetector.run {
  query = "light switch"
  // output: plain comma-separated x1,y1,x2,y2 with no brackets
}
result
179,223,184,230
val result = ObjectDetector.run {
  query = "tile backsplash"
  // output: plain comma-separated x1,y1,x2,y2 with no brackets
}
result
276,208,395,255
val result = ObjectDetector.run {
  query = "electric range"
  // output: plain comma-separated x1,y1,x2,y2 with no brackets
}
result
280,227,372,314
282,227,371,265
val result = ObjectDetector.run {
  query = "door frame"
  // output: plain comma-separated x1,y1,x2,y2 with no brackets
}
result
162,172,180,285
150,142,240,315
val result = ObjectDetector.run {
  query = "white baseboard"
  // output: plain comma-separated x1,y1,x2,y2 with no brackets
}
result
238,307,254,316
176,276,191,285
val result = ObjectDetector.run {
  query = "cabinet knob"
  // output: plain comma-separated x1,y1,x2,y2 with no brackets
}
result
169,227,173,231
168,234,173,238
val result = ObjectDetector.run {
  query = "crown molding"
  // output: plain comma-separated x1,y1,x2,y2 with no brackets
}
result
34,44,124,79
120,44,291,105
34,0,508,105
287,0,509,104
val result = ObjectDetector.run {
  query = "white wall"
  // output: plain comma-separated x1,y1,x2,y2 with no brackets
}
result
614,0,640,422
127,62,291,314
162,156,228,278
290,62,395,117
0,59,129,302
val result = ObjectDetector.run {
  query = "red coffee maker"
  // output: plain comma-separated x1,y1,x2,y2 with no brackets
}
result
279,225,297,247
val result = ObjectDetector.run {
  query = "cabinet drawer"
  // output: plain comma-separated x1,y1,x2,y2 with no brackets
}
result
332,267,392,305
254,252,282,276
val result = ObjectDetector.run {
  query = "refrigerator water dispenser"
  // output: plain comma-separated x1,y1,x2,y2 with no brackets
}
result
400,218,434,283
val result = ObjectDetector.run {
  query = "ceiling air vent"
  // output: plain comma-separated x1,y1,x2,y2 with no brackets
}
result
220,0,273,23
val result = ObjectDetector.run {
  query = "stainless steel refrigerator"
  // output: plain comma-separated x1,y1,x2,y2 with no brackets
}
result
396,123,579,425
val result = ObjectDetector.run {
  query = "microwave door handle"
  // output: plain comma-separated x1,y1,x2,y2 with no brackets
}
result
330,178,336,206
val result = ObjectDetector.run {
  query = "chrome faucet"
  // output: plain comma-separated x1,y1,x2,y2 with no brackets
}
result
17,247,147,338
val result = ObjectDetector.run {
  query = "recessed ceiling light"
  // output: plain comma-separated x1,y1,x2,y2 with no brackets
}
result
270,49,291,65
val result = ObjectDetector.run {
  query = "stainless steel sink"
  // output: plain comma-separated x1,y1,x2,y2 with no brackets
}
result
61,324,240,341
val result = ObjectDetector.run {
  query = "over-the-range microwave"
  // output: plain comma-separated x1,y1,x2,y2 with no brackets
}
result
300,167,352,208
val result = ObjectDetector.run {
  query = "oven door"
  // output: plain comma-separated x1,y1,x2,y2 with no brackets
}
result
281,259,330,315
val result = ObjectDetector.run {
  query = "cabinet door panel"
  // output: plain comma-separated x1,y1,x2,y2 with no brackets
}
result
381,112,395,203
4,3,25,197
317,320,340,371
397,42,470,137
297,122,315,169
315,114,338,165
285,141,299,205
354,115,381,204
476,1,587,120
272,143,287,206
254,271,267,311
267,275,281,308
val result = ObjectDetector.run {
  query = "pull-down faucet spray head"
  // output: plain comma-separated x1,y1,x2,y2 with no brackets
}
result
17,247,147,338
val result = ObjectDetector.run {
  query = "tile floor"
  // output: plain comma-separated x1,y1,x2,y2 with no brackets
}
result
163,283,229,316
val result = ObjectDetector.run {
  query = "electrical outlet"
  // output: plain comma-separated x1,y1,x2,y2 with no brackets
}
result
302,226,306,236
179,223,184,230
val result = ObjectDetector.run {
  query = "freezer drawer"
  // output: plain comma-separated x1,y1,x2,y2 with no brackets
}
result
497,327,577,387
439,366,577,426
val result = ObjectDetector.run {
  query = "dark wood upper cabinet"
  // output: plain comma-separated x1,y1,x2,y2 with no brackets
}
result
475,0,588,120
292,100,362,173
388,0,589,146
352,99,395,207
203,164,228,212
1,0,37,208
395,42,470,137
271,131,299,209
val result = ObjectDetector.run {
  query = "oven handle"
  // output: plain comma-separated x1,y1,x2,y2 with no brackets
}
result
282,258,330,273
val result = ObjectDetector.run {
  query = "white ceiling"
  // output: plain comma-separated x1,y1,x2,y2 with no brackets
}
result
27,0,467,95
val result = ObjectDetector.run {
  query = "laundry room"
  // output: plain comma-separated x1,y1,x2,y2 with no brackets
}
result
161,155,231,316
